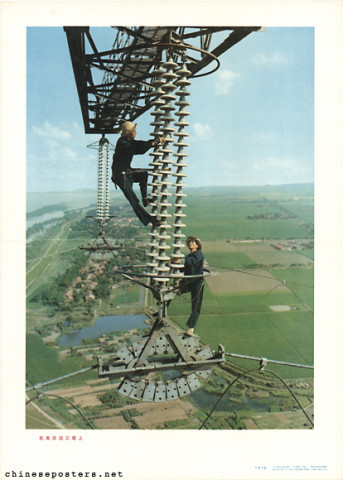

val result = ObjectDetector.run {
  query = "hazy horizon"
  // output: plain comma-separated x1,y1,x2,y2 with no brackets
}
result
27,181,314,195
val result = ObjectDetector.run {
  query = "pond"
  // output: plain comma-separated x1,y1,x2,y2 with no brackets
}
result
162,369,283,413
57,313,148,347
190,387,284,412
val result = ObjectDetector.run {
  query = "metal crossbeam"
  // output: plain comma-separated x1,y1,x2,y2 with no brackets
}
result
64,26,261,133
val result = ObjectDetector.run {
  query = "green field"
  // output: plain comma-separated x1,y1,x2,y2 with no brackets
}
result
204,251,257,269
182,185,313,241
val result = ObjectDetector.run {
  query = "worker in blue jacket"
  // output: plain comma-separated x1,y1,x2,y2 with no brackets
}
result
178,236,205,336
111,121,165,227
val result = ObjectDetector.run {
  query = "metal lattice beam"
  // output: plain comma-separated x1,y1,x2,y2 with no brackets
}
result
64,26,261,134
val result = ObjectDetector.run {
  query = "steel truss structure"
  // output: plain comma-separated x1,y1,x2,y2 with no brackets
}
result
64,26,261,133
64,25,262,402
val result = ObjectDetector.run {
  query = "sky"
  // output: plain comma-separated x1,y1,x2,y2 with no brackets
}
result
26,26,314,192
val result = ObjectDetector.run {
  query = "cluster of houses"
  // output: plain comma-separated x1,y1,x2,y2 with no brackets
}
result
65,260,110,303
271,241,314,251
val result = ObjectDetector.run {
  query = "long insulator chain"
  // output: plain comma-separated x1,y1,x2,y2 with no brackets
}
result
97,136,111,226
171,61,191,277
97,142,104,221
154,55,178,283
146,65,166,277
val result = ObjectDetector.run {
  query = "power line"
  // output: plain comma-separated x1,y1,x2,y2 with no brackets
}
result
214,266,314,290
225,352,313,370
199,367,259,429
262,368,314,427
26,365,98,392
199,361,314,429
26,392,95,429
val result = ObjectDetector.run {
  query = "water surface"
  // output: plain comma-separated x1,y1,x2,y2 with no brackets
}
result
57,314,147,346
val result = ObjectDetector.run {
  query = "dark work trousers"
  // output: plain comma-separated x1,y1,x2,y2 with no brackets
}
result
186,281,204,329
114,169,152,226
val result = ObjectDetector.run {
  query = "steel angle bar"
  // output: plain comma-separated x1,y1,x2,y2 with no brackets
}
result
98,350,225,378
98,364,132,377
165,326,193,363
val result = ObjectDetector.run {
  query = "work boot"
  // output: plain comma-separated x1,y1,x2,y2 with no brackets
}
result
151,217,162,228
186,328,194,336
143,197,152,207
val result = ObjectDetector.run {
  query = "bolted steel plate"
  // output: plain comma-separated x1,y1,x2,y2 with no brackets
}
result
196,369,212,380
142,381,156,402
154,335,169,355
176,377,191,397
132,337,148,357
166,380,179,401
119,378,136,397
185,373,202,392
154,383,167,402
195,345,213,360
116,345,134,364
129,380,146,400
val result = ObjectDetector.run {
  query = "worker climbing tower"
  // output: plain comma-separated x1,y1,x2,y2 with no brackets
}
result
64,26,262,401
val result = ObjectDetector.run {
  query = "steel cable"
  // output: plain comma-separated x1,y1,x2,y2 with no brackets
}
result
199,363,314,429
26,392,95,429
199,367,260,429
262,368,314,427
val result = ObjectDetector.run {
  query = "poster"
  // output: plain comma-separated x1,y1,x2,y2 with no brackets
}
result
0,1,342,479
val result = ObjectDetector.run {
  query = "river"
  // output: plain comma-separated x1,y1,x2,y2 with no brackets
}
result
26,211,65,229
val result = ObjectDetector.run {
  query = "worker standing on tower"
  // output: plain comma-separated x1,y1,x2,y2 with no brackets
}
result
111,121,165,227
178,236,205,336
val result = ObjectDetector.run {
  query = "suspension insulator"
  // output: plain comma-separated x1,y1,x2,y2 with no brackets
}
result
103,139,110,222
170,62,191,275
85,136,114,228
147,66,166,276
151,56,178,283
97,148,104,221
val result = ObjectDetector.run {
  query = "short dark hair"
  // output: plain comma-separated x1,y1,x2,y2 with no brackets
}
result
186,236,202,250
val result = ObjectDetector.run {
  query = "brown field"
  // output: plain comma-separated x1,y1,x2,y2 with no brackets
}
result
243,418,258,429
206,268,286,294
44,379,197,429
203,240,313,267
46,381,115,408
94,415,130,429
93,399,196,429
